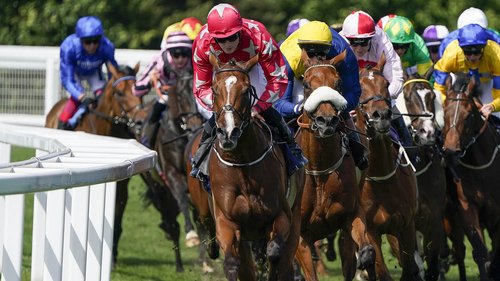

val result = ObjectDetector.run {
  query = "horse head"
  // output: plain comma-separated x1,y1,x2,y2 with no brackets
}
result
442,73,483,164
400,69,443,145
104,62,144,132
209,53,259,151
300,49,347,138
357,54,391,136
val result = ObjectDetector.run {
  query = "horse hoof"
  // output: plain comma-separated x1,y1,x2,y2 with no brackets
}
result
185,230,200,248
358,245,375,269
202,261,214,274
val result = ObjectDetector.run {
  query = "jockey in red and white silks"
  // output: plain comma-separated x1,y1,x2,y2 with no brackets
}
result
192,10,288,114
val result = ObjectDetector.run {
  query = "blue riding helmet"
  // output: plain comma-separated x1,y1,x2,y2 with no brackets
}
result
75,16,104,38
458,24,488,48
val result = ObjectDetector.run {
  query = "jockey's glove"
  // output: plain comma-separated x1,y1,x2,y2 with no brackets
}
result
81,97,97,108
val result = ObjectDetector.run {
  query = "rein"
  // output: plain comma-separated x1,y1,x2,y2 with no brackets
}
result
212,120,275,167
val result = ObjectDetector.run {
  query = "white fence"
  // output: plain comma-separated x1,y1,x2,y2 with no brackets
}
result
0,45,157,127
0,122,156,281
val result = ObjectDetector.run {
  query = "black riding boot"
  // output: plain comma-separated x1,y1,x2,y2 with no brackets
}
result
140,102,167,148
57,120,72,131
391,114,413,147
189,115,216,178
345,116,368,170
260,107,308,167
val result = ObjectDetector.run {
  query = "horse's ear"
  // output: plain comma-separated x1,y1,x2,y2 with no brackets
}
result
445,75,452,94
376,52,386,70
424,65,434,81
133,62,140,75
243,54,259,72
329,49,346,66
107,62,119,79
209,52,220,70
466,75,477,97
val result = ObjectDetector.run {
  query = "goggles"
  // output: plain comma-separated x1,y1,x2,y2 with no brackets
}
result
348,38,371,47
82,36,101,45
215,33,239,44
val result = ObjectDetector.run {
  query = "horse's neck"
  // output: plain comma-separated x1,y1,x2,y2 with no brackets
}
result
301,129,344,165
464,117,500,160
368,134,397,172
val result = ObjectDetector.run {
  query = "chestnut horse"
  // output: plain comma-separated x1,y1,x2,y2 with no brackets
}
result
356,61,421,280
396,73,447,281
207,53,303,281
294,50,375,281
442,73,500,281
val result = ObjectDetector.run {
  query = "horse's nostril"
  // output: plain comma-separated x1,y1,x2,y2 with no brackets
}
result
315,116,326,125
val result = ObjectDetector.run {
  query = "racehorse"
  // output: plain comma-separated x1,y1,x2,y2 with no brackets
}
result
356,57,422,280
397,73,447,281
294,49,375,281
442,73,500,281
138,65,205,272
45,62,143,133
206,53,303,281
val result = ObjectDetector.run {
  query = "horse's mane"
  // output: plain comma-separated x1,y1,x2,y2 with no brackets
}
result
452,72,480,97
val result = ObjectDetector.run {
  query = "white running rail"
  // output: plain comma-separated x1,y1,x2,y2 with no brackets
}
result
0,122,156,281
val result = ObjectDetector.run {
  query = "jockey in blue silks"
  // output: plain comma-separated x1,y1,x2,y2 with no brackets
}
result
58,16,118,130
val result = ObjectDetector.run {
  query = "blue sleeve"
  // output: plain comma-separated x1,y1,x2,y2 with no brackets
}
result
60,37,84,100
273,59,301,118
486,29,500,45
433,69,449,86
439,30,459,59
493,76,500,90
102,37,118,67
329,31,361,112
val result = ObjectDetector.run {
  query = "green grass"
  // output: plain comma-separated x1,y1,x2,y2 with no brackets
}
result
9,146,483,280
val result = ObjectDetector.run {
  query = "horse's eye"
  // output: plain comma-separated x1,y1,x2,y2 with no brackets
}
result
116,90,124,97
303,83,310,91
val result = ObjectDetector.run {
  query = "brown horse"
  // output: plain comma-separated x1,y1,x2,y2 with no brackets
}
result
45,62,143,134
206,53,303,281
356,60,421,280
442,73,500,281
397,74,447,281
293,50,375,281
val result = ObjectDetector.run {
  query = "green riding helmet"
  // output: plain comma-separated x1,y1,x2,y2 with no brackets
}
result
384,16,415,44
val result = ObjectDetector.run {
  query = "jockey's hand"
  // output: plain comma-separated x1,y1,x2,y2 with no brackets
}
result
81,97,97,108
349,110,357,118
251,108,265,122
480,104,494,118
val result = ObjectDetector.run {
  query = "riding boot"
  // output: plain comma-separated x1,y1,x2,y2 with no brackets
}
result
57,120,72,131
140,102,167,148
260,107,308,168
391,114,413,147
345,117,368,170
190,116,216,179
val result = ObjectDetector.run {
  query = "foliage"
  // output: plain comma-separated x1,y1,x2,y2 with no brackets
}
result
0,0,498,49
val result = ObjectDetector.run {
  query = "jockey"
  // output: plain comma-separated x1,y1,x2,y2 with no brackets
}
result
286,18,310,37
160,17,203,49
133,31,193,148
434,24,500,119
340,11,412,147
422,25,449,63
58,16,118,130
277,20,369,169
376,14,397,30
438,7,500,59
189,3,308,179
384,16,433,77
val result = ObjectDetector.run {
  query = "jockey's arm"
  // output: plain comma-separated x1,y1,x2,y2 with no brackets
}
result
192,46,214,112
60,49,85,101
338,50,362,112
273,63,302,118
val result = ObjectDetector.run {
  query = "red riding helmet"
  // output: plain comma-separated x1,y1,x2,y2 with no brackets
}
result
207,3,243,38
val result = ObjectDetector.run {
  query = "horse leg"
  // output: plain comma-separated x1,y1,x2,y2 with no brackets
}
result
141,172,184,272
295,237,319,281
239,241,258,281
455,180,490,280
214,208,242,281
424,220,445,281
366,231,393,281
488,230,500,280
164,169,200,248
112,178,129,266
397,225,424,281
346,211,376,280
338,230,357,280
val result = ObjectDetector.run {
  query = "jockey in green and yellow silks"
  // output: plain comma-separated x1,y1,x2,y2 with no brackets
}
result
384,16,433,77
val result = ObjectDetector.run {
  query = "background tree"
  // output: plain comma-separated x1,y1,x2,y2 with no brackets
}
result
0,0,497,49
